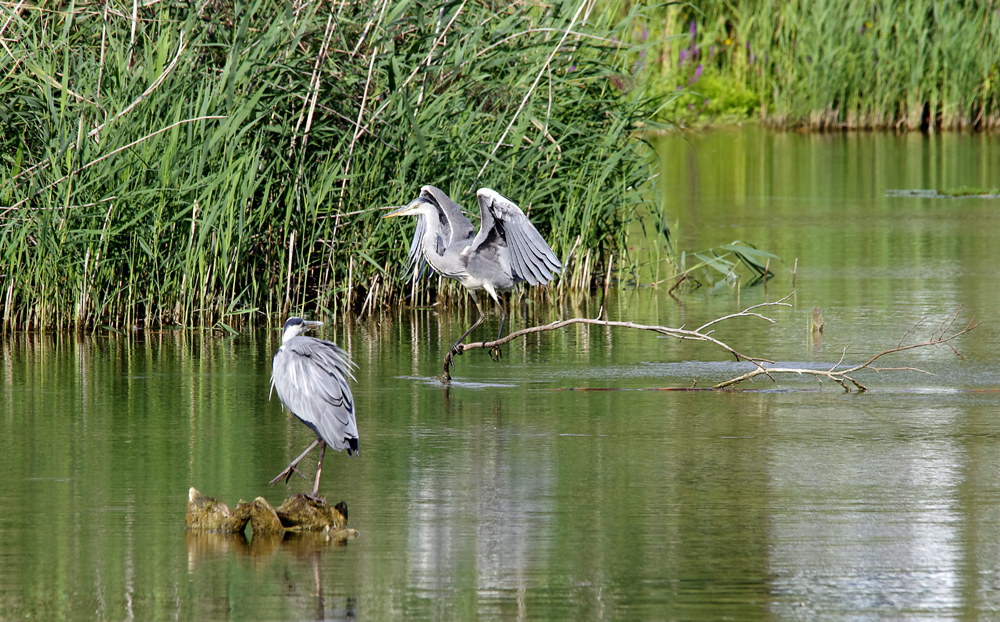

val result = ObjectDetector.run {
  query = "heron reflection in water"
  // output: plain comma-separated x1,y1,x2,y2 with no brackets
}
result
383,186,562,364
269,317,358,497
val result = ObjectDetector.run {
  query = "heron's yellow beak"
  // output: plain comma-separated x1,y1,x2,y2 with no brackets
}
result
382,200,422,218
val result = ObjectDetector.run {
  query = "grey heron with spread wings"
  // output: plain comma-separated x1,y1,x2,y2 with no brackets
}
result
269,317,359,498
383,186,562,365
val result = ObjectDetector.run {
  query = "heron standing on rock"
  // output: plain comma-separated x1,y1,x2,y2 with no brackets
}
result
269,317,358,498
383,186,562,368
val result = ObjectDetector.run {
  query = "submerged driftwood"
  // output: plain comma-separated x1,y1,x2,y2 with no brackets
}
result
185,487,358,543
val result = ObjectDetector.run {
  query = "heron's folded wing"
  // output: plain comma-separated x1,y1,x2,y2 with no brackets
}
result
272,340,359,447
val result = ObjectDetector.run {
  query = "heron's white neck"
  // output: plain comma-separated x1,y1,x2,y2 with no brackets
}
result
418,206,444,252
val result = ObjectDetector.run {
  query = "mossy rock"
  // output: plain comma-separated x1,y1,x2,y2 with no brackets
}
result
185,487,356,541
275,494,347,531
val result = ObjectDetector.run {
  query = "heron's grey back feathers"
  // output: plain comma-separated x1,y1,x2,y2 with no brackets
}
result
271,336,359,455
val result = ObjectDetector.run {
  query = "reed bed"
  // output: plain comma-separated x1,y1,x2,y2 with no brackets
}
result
645,0,1000,130
0,0,666,332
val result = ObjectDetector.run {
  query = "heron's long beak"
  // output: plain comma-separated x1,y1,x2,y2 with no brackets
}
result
382,200,422,218
303,320,323,331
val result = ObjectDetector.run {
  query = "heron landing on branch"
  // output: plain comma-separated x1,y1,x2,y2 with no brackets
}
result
269,317,359,498
383,186,562,371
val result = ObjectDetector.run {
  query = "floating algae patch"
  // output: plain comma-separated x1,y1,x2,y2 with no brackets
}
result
886,188,1000,199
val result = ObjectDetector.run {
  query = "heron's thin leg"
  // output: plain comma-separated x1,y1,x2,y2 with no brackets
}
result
270,439,321,486
495,296,507,340
489,296,506,362
448,291,487,357
311,441,327,497
443,292,487,381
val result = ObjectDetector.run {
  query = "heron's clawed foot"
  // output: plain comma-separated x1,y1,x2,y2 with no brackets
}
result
269,465,307,487
489,344,503,362
444,344,464,372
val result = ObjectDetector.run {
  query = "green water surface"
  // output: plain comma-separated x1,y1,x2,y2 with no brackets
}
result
2,128,1000,620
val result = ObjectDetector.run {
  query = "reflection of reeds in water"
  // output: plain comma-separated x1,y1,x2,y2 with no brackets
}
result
0,0,666,332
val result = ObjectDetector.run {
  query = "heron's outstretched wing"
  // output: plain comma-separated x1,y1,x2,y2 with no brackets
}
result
475,188,562,286
271,338,360,455
421,185,474,249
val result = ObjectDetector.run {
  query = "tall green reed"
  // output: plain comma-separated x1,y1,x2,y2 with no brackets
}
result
0,0,668,332
639,0,999,130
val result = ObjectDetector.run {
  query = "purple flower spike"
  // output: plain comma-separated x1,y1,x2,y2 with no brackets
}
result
568,65,576,72
689,20,696,40
688,64,703,85
642,25,648,41
746,41,750,51
679,49,687,64
709,45,715,55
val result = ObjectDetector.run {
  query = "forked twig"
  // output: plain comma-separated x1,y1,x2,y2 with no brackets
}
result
442,297,793,382
712,310,978,391
441,297,978,392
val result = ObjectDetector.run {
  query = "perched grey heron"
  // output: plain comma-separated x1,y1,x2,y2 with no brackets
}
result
383,186,562,365
269,317,359,497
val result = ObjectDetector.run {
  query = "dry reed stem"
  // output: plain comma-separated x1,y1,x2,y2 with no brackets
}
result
0,0,26,65
89,30,188,139
358,0,469,138
6,115,225,211
476,0,589,179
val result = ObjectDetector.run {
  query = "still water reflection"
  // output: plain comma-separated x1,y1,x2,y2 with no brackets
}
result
2,128,1000,620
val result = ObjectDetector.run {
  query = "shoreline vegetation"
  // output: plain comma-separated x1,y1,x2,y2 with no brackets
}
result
2,1,997,333
1,0,666,332
647,1,1000,131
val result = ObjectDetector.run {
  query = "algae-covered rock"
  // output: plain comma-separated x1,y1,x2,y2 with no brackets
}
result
275,494,346,531
243,496,286,536
186,488,356,540
185,488,234,531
